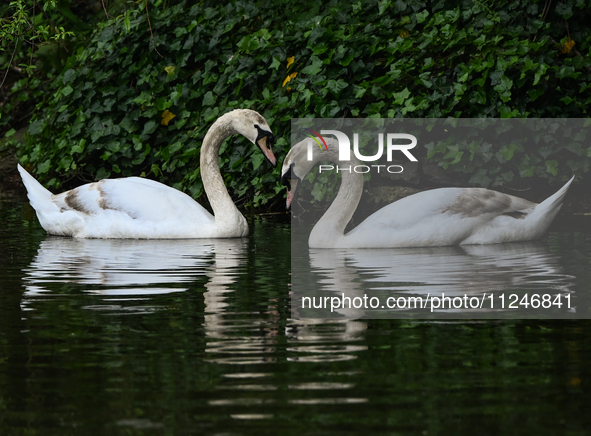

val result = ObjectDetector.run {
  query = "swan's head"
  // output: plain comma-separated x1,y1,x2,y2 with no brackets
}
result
226,109,277,167
281,137,339,209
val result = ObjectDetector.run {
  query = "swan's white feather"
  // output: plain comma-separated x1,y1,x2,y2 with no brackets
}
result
19,167,215,238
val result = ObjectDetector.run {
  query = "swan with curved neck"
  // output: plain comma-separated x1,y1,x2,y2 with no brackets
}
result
282,138,574,248
18,109,276,239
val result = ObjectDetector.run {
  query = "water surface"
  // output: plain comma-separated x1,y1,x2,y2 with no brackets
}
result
1,200,591,435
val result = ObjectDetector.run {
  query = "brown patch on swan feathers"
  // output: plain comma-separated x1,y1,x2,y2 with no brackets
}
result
443,188,534,218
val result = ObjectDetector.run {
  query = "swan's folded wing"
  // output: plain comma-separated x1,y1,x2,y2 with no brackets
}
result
441,188,536,219
348,188,537,238
353,188,466,230
52,177,214,225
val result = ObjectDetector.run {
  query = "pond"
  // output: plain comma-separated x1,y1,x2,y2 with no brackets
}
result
1,199,591,435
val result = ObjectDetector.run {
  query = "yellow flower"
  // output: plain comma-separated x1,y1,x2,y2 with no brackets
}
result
286,56,295,70
161,109,176,126
282,72,298,87
165,65,176,75
561,38,575,54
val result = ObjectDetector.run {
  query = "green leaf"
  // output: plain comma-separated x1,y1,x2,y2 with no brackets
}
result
63,69,76,83
142,120,158,136
520,166,536,178
533,64,548,86
311,183,325,201
269,57,281,70
301,56,323,75
38,159,51,174
203,91,216,106
96,167,110,180
251,152,264,171
378,0,391,15
62,85,74,96
120,116,138,133
416,10,429,23
545,160,558,176
124,14,131,33
28,120,45,135
71,139,86,154
326,79,348,96
498,144,516,161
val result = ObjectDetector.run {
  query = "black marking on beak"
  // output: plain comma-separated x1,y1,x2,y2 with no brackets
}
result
281,163,297,191
281,163,302,197
255,125,275,148
282,177,291,191
255,124,276,166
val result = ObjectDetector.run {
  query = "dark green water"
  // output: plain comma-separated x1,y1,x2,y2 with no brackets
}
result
2,200,591,435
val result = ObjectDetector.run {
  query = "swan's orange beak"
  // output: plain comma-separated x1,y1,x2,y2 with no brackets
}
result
284,181,296,210
285,185,297,210
256,135,277,167
281,165,298,210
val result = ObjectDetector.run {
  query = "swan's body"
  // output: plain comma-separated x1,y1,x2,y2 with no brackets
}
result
282,138,574,248
19,109,277,239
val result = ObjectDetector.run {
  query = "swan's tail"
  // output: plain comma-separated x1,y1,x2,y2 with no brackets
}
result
529,175,575,233
17,164,58,216
537,175,574,212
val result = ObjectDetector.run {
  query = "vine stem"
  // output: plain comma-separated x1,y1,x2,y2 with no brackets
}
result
145,0,163,58
0,43,19,89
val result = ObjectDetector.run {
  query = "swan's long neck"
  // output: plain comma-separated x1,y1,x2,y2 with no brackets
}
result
200,116,246,231
309,155,364,248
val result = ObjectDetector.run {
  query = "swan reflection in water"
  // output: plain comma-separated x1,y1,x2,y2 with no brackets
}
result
20,235,370,409
21,237,246,310
21,235,366,359
293,241,576,319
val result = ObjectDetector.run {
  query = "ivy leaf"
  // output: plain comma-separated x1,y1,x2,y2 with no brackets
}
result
301,56,323,75
311,183,325,202
469,169,492,187
250,152,265,171
498,143,516,161
38,159,51,174
378,0,391,15
202,91,216,106
142,120,158,136
493,75,513,102
326,79,348,96
120,116,138,133
545,160,559,176
555,2,573,19
63,69,76,83
533,64,548,86
62,85,74,96
269,56,281,70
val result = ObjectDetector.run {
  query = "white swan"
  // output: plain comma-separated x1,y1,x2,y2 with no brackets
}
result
282,138,574,248
18,109,277,239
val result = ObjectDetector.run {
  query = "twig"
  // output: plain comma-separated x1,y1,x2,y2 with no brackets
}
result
542,0,552,20
31,0,36,67
145,0,163,58
100,0,110,19
0,43,19,89
255,211,290,216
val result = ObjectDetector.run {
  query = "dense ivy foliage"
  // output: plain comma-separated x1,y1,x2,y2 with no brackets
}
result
0,0,100,122
7,0,591,208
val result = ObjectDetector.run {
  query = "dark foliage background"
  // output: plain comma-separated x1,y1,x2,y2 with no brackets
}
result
1,0,590,209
